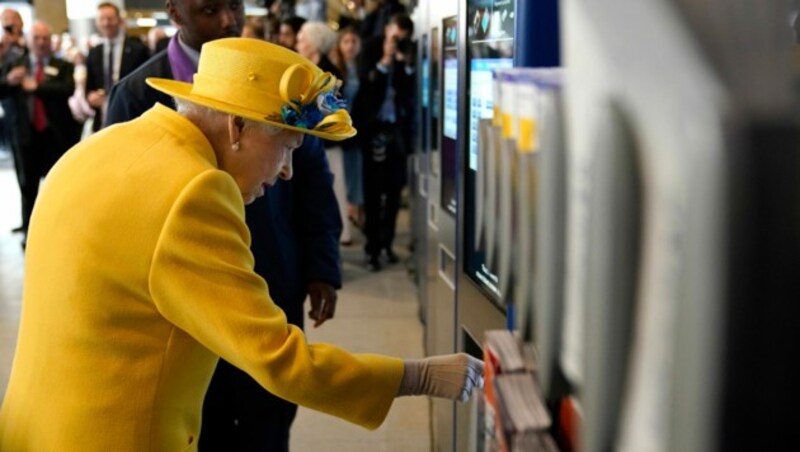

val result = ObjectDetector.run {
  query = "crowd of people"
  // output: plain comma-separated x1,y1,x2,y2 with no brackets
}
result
0,3,163,248
246,4,417,271
1,0,415,274
0,1,471,452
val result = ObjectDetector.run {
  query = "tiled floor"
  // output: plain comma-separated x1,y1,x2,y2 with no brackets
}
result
0,155,430,451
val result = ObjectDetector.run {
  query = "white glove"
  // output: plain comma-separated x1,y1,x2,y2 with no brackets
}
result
397,353,485,402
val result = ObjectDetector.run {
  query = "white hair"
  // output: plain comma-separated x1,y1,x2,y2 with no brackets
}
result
175,99,283,136
299,21,338,54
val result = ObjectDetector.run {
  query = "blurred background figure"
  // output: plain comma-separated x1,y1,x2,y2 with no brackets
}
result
263,13,281,44
335,0,367,30
85,2,149,133
147,26,169,56
295,0,326,22
67,50,96,139
0,8,27,234
361,0,406,40
296,21,341,76
297,21,352,245
1,9,26,61
270,0,296,19
0,20,78,249
278,16,306,50
353,13,415,271
242,16,265,39
336,26,365,230
50,32,63,58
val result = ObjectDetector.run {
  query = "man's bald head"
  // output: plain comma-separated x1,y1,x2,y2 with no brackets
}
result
1,9,24,48
1,8,22,27
29,21,52,58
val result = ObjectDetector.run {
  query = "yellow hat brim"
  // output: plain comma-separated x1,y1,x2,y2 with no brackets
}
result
146,77,357,141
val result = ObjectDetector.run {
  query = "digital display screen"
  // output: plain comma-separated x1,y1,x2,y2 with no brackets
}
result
420,34,429,158
441,17,459,216
464,0,515,299
422,57,429,110
468,59,513,170
443,59,458,140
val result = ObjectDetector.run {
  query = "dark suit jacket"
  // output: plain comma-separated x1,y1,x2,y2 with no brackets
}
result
85,35,150,131
351,34,415,154
106,49,343,326
360,0,406,39
0,53,80,157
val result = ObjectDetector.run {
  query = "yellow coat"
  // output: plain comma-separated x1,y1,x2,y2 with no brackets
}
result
0,105,404,451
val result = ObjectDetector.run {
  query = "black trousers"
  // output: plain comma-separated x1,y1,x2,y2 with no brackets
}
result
11,126,57,231
362,123,407,258
199,360,298,452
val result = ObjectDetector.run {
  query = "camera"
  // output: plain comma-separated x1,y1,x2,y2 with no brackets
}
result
396,37,414,55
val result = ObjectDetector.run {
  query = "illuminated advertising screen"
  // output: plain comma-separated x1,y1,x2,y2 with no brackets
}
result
420,34,429,156
441,17,459,216
464,0,515,299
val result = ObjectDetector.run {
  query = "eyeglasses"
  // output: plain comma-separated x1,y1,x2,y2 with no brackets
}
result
3,25,16,34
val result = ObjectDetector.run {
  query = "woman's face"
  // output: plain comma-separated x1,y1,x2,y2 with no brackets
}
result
339,32,360,62
278,23,298,49
295,29,315,59
226,125,303,204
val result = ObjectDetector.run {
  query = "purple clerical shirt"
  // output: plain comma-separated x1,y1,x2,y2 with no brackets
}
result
167,34,197,83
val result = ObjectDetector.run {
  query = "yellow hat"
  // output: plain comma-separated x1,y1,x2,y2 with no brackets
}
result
146,38,356,141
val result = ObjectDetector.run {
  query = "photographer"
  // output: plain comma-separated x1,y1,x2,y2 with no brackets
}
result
352,13,416,271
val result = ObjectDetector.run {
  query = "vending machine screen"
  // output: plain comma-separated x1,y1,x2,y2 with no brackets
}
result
440,17,460,216
463,0,515,299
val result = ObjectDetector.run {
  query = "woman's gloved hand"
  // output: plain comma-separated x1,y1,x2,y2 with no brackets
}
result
397,353,484,402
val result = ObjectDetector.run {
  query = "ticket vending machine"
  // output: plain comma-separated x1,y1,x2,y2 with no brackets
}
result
415,2,461,450
414,1,559,449
454,0,559,449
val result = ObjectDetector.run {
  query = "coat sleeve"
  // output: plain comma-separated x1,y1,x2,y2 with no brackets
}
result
85,47,100,95
0,72,18,98
293,137,343,289
148,169,402,429
35,61,74,98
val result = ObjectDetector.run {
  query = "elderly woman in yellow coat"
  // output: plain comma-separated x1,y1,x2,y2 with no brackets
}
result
0,38,482,451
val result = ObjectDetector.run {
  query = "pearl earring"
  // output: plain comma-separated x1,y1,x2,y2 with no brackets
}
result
232,142,240,151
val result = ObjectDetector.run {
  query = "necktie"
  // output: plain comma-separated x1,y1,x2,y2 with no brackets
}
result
104,41,114,91
32,60,47,132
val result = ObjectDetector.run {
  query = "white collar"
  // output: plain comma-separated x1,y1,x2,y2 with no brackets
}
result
177,34,201,66
103,30,125,47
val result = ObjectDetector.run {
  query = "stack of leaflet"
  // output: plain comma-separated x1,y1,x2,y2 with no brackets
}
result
483,330,557,452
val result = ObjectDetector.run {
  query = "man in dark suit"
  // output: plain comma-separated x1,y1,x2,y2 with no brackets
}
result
0,20,78,248
352,13,416,271
1,8,28,233
106,1,343,450
85,2,149,132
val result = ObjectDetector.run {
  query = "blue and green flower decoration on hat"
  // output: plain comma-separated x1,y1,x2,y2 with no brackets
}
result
277,65,353,136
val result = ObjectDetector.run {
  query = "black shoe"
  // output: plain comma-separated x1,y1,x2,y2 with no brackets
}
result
367,255,382,272
11,225,24,233
385,249,399,264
